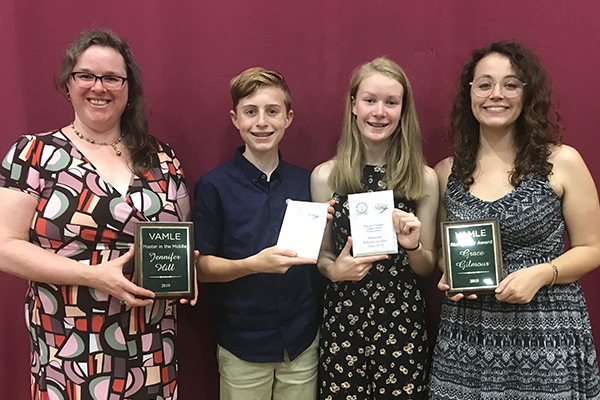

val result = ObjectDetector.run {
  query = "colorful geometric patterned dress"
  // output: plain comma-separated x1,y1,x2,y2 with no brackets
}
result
428,174,600,399
0,130,188,400
319,165,429,400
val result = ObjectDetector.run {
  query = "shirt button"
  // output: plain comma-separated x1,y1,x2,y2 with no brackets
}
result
261,174,266,179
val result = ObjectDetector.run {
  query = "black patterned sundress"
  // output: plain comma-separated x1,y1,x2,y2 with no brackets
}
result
428,173,600,400
319,165,429,400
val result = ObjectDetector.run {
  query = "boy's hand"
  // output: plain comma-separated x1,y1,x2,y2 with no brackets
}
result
285,198,335,220
249,246,316,274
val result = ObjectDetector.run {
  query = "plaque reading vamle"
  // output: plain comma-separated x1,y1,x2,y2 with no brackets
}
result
134,222,194,299
441,218,504,295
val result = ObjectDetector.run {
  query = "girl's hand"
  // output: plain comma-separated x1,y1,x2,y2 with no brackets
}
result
438,272,478,301
392,209,420,250
495,263,550,304
325,236,388,282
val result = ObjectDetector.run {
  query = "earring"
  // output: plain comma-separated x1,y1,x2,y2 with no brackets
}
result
66,91,71,101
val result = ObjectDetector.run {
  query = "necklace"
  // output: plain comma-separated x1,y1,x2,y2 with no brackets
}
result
70,122,124,156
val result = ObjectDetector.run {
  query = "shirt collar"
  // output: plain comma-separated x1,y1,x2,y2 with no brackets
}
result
233,146,283,183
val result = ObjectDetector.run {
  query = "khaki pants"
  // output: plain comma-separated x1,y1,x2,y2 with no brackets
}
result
217,335,318,400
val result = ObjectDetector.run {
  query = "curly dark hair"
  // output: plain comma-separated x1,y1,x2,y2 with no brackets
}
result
451,41,562,188
55,28,159,177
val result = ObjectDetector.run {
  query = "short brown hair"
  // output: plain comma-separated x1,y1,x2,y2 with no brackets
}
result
230,67,292,112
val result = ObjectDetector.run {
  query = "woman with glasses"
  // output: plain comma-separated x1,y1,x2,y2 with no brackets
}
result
0,29,192,399
428,41,600,399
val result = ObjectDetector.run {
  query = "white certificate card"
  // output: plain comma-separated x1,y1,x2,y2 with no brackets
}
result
348,190,398,256
276,200,329,260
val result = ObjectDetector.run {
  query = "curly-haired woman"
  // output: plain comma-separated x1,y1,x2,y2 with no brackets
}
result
429,41,600,399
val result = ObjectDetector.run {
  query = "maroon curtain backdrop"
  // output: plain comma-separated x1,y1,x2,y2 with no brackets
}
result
2,1,600,398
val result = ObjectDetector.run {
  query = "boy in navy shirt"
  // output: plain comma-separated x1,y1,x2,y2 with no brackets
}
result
193,67,320,400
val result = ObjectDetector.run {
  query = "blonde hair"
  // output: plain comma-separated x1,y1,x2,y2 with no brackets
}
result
230,67,292,112
329,57,427,199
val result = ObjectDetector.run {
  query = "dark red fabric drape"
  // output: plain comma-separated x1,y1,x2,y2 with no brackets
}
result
2,2,600,398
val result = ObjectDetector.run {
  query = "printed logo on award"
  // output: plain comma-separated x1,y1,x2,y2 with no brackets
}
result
355,202,368,215
375,203,389,214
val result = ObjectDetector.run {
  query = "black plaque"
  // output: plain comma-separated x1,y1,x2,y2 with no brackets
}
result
441,218,503,295
134,222,194,299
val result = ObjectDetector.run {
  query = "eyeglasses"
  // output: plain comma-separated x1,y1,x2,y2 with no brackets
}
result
470,77,526,98
71,72,128,90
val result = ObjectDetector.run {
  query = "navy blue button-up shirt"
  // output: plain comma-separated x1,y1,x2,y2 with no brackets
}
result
193,147,319,362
